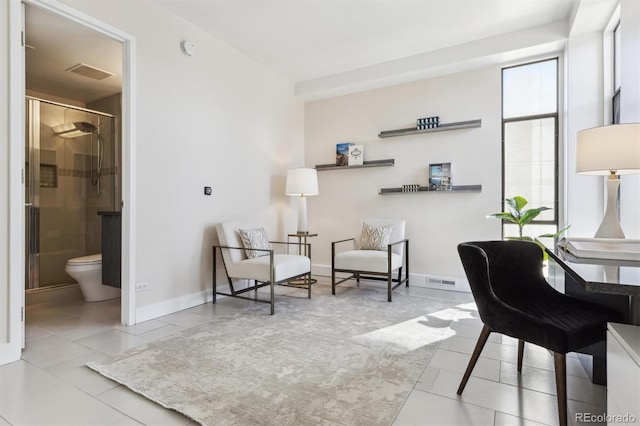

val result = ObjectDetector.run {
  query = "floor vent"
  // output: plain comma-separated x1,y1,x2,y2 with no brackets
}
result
426,277,456,286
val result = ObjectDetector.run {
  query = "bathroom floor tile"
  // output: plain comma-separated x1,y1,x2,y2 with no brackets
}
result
427,348,501,381
0,360,62,403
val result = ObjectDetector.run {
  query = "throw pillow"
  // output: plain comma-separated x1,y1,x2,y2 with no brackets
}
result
238,228,271,259
360,223,393,251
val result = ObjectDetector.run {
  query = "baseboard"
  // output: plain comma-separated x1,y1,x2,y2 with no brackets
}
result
136,268,469,323
136,288,216,323
312,264,470,293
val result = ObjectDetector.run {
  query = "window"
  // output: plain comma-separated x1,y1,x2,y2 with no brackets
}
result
613,22,621,124
501,59,559,238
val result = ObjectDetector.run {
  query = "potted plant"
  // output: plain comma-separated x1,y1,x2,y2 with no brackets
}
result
489,195,569,245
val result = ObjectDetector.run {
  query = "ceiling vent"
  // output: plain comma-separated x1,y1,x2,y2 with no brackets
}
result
66,63,114,80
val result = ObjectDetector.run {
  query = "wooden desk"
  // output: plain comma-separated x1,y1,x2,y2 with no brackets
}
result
545,245,640,384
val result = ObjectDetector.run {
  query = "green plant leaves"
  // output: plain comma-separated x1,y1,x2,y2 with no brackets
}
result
489,195,568,240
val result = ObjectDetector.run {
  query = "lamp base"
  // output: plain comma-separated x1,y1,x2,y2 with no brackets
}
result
594,177,625,239
297,196,308,234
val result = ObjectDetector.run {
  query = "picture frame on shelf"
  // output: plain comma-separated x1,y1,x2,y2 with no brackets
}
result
348,144,364,166
429,162,451,190
336,142,353,166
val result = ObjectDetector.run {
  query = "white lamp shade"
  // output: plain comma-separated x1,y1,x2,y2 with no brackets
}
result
285,168,319,196
576,123,640,175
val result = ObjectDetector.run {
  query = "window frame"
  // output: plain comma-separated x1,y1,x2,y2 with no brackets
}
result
501,58,560,236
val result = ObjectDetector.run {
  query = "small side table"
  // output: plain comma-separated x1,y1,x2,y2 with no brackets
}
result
287,232,317,285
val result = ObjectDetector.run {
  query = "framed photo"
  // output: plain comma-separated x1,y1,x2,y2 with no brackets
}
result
429,162,451,190
336,142,353,166
348,144,364,166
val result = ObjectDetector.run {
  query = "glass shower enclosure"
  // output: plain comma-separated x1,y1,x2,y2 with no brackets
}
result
25,97,118,291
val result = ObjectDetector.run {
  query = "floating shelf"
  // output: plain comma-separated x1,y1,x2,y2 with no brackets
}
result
315,159,395,171
379,185,482,195
378,119,482,139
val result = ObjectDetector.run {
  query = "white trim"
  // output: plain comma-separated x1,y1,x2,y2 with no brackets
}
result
1,0,26,365
136,289,214,324
4,0,138,365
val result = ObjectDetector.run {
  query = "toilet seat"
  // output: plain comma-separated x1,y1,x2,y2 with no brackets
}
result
67,254,102,266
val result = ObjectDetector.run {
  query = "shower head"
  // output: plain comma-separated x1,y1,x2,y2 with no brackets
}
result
52,121,98,138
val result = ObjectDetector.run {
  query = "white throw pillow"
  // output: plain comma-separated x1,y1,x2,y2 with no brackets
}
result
360,223,393,251
238,228,271,259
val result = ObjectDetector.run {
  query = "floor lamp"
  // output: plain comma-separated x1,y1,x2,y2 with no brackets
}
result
576,123,640,238
286,168,319,234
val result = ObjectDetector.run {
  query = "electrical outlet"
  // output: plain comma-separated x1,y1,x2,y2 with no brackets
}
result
136,282,149,292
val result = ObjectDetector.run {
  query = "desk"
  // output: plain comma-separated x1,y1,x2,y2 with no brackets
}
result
545,245,640,384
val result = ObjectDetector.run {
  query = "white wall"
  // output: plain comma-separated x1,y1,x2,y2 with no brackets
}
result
565,32,606,237
305,66,503,283
619,0,640,237
566,1,640,239
2,0,305,328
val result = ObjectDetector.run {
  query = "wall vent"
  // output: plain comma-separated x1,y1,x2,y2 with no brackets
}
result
426,276,456,286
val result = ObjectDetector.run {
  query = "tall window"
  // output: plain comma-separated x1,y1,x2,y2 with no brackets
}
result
501,58,559,238
613,22,621,124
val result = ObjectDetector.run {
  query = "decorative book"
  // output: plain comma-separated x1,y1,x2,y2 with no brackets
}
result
348,145,364,166
429,162,451,190
336,142,353,166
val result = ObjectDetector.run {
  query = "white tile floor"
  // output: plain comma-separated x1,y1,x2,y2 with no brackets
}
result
0,278,607,426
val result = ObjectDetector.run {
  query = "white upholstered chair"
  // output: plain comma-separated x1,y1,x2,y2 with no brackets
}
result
214,222,312,314
331,218,409,301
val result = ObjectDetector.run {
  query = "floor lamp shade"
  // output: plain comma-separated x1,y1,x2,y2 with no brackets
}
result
286,168,319,234
576,123,640,238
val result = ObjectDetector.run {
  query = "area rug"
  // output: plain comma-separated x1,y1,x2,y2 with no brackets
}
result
88,284,460,426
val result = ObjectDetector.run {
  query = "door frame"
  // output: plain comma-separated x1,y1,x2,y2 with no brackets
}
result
3,0,137,365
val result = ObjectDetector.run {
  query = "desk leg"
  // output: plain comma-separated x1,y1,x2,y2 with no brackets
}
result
631,296,640,326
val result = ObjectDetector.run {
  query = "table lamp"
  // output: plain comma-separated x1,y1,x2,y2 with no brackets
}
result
286,168,319,234
576,123,640,238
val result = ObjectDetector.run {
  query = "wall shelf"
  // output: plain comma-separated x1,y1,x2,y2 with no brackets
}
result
378,119,482,139
379,185,482,195
315,159,395,171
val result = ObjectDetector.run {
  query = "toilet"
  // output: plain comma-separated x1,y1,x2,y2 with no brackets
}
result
65,254,120,302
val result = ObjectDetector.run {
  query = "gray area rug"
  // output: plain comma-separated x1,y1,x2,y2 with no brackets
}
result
88,284,459,426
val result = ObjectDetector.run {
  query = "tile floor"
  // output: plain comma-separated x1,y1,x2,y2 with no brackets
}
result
0,278,606,426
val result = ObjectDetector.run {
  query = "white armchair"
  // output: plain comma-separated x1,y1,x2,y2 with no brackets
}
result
213,221,312,314
331,218,409,301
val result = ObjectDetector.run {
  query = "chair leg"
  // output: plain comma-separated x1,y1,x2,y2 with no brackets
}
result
307,273,311,299
212,246,217,304
387,271,392,302
331,268,336,295
517,340,525,372
457,324,492,395
553,352,567,426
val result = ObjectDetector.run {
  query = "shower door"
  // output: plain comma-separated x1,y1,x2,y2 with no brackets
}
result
25,99,40,290
25,98,118,291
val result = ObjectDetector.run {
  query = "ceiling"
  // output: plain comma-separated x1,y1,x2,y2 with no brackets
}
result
153,0,577,83
25,0,618,103
25,5,122,104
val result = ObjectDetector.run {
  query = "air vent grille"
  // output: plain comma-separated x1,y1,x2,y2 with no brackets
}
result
426,277,456,286
66,63,114,80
